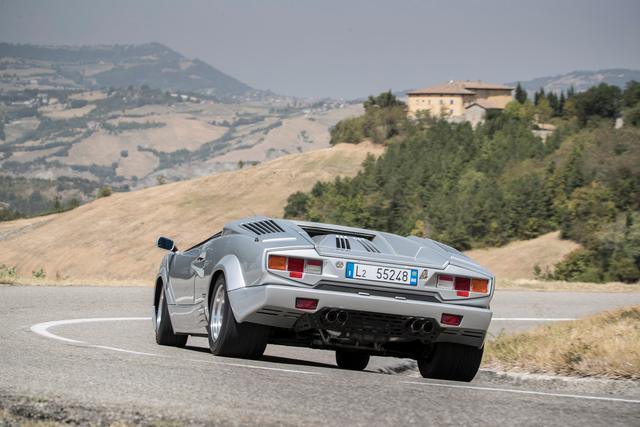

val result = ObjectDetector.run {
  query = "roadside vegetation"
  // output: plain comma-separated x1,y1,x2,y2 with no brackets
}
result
484,306,640,379
286,82,640,283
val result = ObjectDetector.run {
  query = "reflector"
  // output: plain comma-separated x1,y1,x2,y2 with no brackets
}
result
295,297,318,310
441,313,462,326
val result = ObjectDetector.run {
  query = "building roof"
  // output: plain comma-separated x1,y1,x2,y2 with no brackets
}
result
408,80,514,96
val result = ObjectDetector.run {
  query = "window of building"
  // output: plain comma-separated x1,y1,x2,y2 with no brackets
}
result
450,109,454,114
450,99,454,105
439,99,443,105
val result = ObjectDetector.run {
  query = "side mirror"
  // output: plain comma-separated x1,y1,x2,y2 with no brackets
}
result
157,236,177,252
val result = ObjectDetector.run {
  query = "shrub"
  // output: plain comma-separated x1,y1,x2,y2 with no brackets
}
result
97,186,112,198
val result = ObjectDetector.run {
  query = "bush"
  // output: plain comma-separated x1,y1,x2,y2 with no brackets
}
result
96,186,112,198
32,267,46,279
625,104,640,127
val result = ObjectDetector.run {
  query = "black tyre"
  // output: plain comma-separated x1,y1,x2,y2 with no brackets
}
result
335,350,370,371
207,275,270,359
155,286,188,347
417,343,483,382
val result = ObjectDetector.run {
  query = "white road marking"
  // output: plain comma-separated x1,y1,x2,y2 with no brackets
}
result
403,381,640,404
30,317,318,375
492,317,575,321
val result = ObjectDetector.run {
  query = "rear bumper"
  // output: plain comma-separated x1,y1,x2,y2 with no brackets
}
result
227,284,492,347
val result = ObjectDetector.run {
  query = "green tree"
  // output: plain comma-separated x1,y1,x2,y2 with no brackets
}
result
283,192,310,219
514,83,528,104
622,80,640,107
572,83,622,126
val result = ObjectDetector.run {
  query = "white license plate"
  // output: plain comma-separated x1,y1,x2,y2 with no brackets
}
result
345,262,418,286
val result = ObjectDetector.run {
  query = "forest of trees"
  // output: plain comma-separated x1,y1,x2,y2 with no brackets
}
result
285,82,640,283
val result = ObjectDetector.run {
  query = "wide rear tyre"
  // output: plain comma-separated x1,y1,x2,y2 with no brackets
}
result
207,275,270,359
335,350,370,371
155,287,188,347
417,343,483,382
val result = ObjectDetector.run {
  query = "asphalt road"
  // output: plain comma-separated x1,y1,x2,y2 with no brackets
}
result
1,285,639,426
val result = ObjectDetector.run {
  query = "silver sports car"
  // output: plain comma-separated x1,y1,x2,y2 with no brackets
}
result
153,216,494,382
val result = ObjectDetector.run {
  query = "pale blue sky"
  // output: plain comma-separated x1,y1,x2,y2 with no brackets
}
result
1,0,639,98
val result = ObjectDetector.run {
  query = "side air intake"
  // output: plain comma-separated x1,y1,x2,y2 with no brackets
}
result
241,219,285,235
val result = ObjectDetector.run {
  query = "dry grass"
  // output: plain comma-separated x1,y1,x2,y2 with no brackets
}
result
465,231,581,280
484,306,640,379
496,278,640,293
0,142,383,283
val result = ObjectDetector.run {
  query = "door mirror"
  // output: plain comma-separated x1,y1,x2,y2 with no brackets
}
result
157,236,177,252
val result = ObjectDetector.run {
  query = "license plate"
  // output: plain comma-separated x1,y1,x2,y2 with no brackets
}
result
345,262,418,286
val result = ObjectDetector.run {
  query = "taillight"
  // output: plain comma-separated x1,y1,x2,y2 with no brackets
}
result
268,255,287,270
437,274,489,296
268,255,324,278
454,277,470,291
471,278,489,293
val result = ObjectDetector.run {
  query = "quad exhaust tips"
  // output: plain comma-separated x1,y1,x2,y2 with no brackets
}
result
323,309,349,326
408,318,434,335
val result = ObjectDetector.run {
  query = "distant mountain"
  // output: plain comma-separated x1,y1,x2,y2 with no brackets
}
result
0,42,256,99
512,69,640,95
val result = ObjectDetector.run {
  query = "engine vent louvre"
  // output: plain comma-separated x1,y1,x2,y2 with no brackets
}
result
241,219,285,235
357,237,380,253
335,235,351,250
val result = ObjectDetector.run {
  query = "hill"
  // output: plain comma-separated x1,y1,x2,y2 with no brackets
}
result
464,231,580,280
0,142,383,282
512,68,640,95
0,83,362,217
0,42,256,99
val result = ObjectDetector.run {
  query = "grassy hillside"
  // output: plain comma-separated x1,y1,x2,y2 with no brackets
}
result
0,83,362,217
0,142,383,283
465,231,580,280
485,306,640,379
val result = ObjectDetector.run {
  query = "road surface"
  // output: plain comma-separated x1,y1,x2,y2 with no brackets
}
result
1,285,639,426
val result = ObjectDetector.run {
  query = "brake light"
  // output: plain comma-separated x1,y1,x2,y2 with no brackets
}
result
436,274,490,296
288,257,304,272
268,255,324,277
454,277,471,291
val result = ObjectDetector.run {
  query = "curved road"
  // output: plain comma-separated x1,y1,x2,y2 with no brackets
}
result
1,285,639,426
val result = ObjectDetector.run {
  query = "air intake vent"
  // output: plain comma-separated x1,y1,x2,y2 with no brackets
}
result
357,237,380,253
335,236,351,250
241,219,285,235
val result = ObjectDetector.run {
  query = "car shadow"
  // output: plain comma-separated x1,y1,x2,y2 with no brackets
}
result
183,345,337,369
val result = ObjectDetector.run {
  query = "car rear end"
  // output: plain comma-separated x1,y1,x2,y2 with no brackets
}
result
225,219,494,357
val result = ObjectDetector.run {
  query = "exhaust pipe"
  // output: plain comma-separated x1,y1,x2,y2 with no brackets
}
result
421,320,434,334
336,310,349,325
324,310,338,324
410,319,424,334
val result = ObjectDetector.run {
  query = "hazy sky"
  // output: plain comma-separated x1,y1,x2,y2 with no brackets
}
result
1,0,639,98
